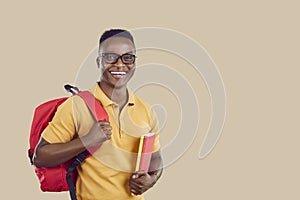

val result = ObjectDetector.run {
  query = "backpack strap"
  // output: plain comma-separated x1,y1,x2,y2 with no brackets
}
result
66,151,89,200
77,91,109,122
66,90,109,200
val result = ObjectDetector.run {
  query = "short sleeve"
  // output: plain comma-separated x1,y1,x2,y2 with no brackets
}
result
41,97,76,143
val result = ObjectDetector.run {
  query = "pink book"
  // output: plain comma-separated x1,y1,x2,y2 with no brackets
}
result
135,132,156,172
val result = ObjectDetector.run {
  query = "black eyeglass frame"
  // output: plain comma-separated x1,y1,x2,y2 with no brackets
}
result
100,53,137,64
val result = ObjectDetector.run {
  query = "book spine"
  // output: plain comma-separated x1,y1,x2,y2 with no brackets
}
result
135,135,145,172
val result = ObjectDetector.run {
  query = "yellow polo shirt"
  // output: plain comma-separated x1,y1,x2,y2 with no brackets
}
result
41,83,160,200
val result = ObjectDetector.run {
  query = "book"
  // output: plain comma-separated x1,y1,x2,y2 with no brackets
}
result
135,132,156,172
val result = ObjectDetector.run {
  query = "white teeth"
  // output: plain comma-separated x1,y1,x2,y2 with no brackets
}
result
110,71,126,75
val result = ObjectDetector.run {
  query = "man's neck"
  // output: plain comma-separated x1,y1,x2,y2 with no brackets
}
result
99,82,128,108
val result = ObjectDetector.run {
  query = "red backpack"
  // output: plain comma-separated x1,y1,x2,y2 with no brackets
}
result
28,84,109,200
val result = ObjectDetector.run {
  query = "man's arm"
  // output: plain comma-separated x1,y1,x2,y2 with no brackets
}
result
129,150,163,195
148,150,163,181
33,138,87,168
33,121,112,168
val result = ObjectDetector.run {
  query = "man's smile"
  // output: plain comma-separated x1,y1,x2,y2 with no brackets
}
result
110,71,127,79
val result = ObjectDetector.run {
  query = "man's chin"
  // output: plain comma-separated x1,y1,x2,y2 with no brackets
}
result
109,80,129,89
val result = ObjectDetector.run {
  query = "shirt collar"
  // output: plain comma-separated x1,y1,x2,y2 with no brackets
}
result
90,82,135,107
127,88,135,105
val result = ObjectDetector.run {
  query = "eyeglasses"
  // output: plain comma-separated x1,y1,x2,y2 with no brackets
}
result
100,53,136,64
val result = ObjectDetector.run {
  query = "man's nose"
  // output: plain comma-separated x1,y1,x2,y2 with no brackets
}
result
115,57,125,68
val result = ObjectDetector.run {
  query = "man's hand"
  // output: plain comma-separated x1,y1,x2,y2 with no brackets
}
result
129,171,156,195
81,121,112,148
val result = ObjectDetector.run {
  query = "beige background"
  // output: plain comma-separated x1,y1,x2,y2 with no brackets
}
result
1,0,299,199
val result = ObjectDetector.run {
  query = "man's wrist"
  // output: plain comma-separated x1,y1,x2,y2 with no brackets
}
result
152,173,159,183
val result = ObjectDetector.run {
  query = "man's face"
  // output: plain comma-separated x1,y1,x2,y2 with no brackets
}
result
97,37,136,89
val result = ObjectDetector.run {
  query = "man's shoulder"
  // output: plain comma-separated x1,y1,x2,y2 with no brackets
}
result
56,94,89,112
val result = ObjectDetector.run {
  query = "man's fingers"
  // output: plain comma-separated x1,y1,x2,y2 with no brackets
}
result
130,181,143,189
131,171,147,185
98,121,112,134
129,181,143,195
93,121,112,140
98,120,110,125
100,124,112,130
131,178,144,185
105,131,112,135
105,133,112,140
130,188,140,195
132,171,147,179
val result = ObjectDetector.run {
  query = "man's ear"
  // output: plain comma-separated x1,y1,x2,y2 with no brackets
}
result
96,57,100,68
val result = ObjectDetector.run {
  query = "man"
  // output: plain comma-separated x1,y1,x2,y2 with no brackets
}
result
33,29,163,200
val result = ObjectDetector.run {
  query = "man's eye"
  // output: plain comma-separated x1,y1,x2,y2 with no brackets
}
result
123,55,134,61
105,55,117,60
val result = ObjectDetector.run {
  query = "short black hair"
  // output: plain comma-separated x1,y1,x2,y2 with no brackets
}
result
99,29,135,47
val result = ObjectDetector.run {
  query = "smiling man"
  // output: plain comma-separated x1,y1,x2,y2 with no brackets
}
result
33,29,163,200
